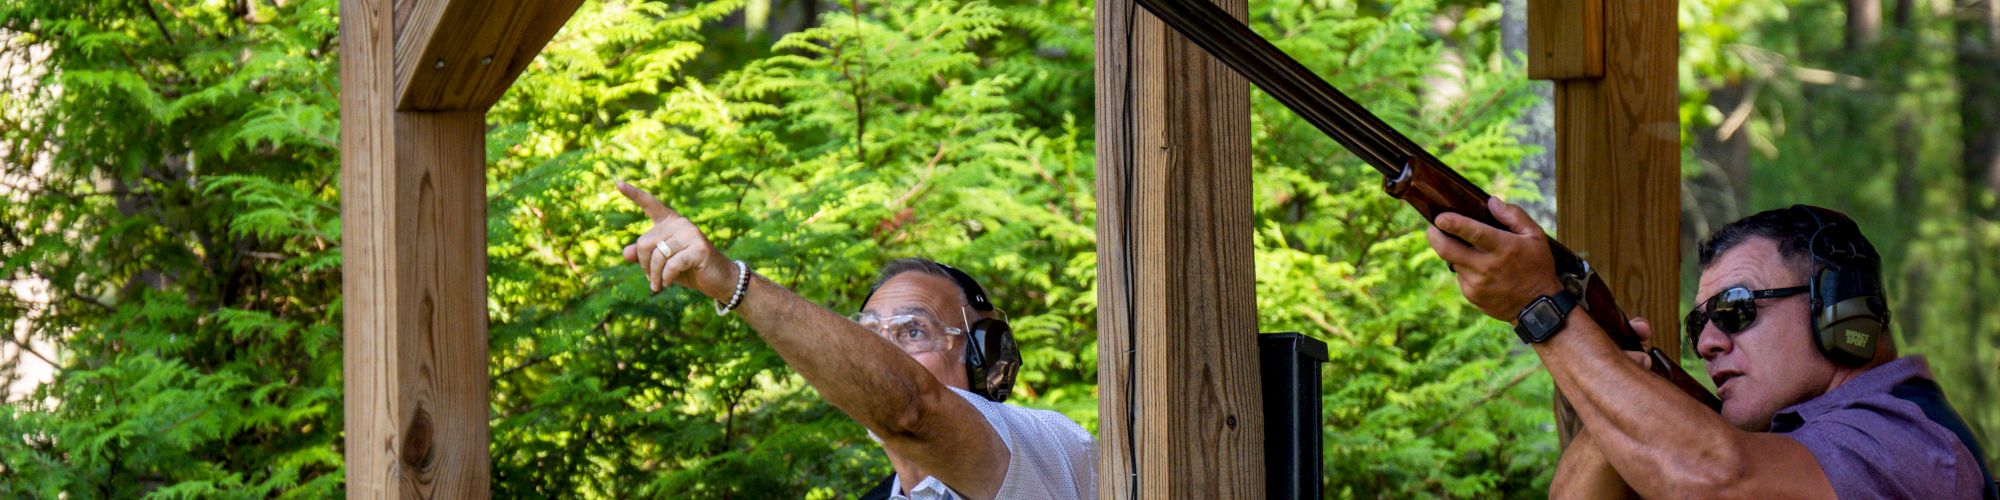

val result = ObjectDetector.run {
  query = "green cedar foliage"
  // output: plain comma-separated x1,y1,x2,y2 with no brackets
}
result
0,0,344,497
4,0,1548,496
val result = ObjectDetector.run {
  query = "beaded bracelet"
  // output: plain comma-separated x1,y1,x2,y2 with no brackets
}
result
714,260,750,315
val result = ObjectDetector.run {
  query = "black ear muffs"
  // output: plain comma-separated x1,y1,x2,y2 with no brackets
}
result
1793,205,1889,366
935,264,1021,402
963,315,1021,402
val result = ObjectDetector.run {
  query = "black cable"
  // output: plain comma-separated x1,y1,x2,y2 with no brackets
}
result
1120,1,1140,496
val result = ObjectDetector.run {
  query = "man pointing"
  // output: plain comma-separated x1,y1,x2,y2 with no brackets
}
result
613,181,1094,498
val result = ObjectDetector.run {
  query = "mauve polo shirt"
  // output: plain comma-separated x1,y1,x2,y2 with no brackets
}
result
1769,356,1991,499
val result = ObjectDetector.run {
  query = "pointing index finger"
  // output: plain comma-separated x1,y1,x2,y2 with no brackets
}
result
617,181,678,222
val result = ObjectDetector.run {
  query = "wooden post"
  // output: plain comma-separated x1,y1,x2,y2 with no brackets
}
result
1531,0,1682,454
1526,0,1604,80
340,0,580,496
1095,0,1265,497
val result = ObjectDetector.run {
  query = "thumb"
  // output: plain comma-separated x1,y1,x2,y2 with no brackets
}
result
1629,317,1654,344
1488,196,1544,237
1625,350,1655,371
617,181,675,222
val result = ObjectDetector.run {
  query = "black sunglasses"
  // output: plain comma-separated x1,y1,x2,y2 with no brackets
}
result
1684,286,1811,338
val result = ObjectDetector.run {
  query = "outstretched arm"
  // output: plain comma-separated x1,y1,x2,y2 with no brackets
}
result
1425,197,1833,498
615,182,1009,498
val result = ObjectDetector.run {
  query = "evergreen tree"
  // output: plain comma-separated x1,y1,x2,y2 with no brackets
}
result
1,0,345,496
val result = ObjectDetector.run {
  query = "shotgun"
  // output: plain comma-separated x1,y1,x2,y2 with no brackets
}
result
1124,0,1722,411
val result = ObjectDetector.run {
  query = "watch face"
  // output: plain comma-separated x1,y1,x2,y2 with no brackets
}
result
1523,300,1560,334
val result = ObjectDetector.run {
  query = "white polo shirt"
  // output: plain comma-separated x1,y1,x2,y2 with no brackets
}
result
889,386,1097,499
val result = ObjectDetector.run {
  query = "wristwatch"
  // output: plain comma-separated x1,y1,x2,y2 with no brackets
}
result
1514,290,1579,344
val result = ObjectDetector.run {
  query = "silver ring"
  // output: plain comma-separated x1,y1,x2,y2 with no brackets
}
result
652,241,675,261
652,242,675,281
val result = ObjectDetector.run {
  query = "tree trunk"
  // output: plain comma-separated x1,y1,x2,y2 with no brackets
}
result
1894,112,1926,340
1958,0,1999,327
1961,0,2000,212
1501,0,1557,225
1890,0,1923,341
1684,80,1752,260
1698,82,1752,214
1953,0,1999,432
1848,0,1882,50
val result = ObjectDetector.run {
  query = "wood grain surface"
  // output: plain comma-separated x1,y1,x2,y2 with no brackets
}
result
1528,0,1605,80
1095,0,1266,496
394,0,584,111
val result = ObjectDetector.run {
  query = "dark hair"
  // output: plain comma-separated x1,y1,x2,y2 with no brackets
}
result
1696,206,1882,287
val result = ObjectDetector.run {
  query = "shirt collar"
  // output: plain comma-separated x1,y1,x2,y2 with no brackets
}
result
1770,356,1933,427
888,473,959,499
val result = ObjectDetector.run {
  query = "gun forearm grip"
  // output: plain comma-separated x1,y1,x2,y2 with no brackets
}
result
1386,157,1496,228
1579,262,1724,411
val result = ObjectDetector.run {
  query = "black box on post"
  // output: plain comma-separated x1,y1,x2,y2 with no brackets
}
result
1260,332,1327,499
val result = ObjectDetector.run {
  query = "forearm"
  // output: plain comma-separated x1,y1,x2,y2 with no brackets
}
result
722,274,953,434
1551,425,1637,499
1532,314,1742,495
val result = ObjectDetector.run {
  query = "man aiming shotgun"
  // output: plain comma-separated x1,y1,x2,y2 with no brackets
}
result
1125,0,1998,496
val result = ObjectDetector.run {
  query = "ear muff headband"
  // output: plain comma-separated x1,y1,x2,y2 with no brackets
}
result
856,262,991,313
1791,205,1888,366
936,264,994,313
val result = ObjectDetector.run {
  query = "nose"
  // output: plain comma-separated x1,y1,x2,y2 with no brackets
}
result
1695,321,1732,361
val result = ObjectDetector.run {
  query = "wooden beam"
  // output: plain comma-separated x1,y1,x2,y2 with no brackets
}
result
1545,0,1680,454
1527,0,1604,79
344,0,579,496
1095,0,1265,497
394,0,585,111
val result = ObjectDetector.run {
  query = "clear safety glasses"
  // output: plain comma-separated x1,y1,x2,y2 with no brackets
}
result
849,308,967,354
